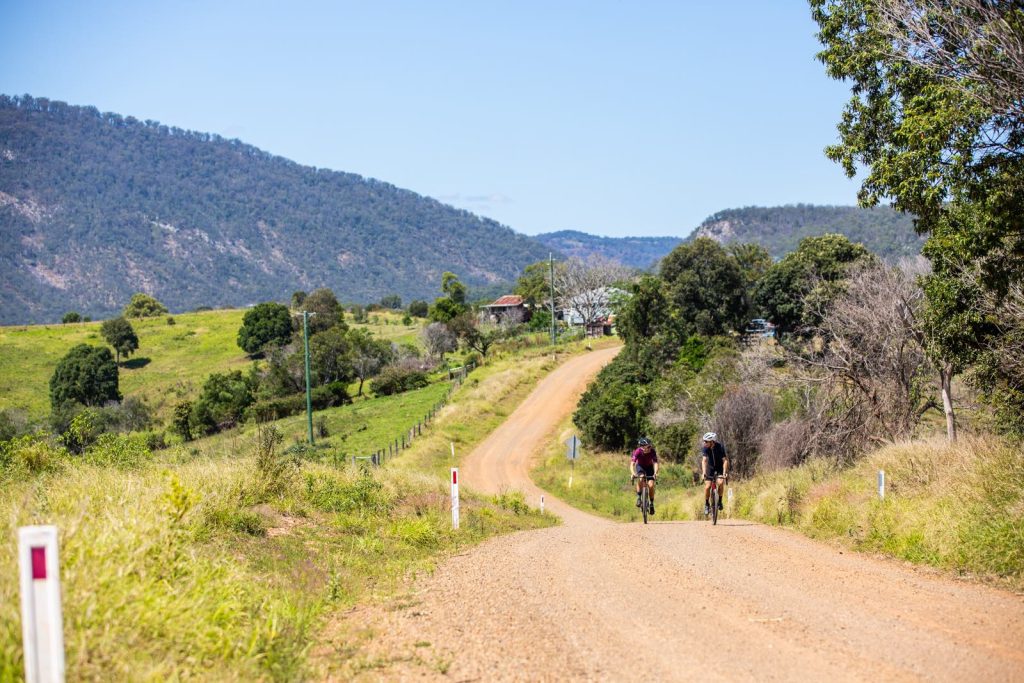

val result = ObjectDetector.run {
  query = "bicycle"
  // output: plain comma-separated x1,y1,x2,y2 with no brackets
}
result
703,473,727,525
631,473,656,524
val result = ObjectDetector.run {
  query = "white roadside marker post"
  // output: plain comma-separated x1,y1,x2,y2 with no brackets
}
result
18,526,65,683
451,468,460,530
878,470,886,500
450,442,455,462
540,495,545,514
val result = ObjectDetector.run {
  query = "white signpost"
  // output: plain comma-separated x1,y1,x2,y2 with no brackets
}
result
878,470,886,500
18,526,65,683
540,495,545,514
451,468,460,530
565,435,581,488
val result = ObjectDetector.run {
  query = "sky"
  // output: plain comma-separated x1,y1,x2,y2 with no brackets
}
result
0,0,860,238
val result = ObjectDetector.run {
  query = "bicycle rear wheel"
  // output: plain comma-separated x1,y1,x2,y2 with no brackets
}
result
711,486,719,525
641,486,649,524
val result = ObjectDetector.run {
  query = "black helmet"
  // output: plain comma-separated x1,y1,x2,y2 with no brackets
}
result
638,437,652,447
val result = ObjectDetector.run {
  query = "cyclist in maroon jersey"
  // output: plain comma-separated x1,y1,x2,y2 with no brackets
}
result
630,437,659,515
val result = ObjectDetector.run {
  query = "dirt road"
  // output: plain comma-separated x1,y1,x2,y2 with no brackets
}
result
337,347,1024,681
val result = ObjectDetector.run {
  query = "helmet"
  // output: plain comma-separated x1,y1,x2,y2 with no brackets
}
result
638,437,652,447
702,432,718,442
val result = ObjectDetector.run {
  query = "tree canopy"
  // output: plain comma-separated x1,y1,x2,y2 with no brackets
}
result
100,317,140,365
237,302,293,354
123,293,168,318
49,344,121,409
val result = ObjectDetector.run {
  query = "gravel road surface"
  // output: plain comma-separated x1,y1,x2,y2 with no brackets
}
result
326,346,1024,682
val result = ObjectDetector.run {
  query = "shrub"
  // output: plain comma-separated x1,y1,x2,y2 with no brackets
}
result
248,426,298,503
83,432,152,469
123,292,168,318
573,356,650,450
62,311,81,323
757,419,813,472
166,316,176,325
189,371,256,435
713,386,773,477
371,366,429,396
246,382,350,422
237,302,293,354
0,409,29,444
0,434,66,477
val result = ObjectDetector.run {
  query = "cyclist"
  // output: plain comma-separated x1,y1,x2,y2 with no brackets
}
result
701,432,729,516
630,437,659,515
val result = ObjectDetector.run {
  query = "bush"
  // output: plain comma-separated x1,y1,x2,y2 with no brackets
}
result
573,356,651,450
62,311,81,323
123,292,168,318
371,366,429,396
83,432,152,469
757,419,813,472
0,434,66,478
189,371,256,435
713,386,773,477
0,409,29,444
248,426,297,502
237,302,293,354
246,382,350,422
166,316,176,325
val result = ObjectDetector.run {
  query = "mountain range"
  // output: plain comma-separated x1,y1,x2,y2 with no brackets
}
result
1,95,924,325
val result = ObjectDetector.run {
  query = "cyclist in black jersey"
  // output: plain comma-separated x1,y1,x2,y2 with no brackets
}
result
700,432,729,516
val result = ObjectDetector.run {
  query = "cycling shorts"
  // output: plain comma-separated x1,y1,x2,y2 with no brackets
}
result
635,463,655,478
705,470,724,480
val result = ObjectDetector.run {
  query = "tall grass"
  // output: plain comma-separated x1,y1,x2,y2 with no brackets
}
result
0,338,602,680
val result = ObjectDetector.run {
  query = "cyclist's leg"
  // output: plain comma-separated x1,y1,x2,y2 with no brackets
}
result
716,475,726,509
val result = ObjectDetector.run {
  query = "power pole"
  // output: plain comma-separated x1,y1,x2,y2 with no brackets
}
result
303,310,314,445
549,252,556,347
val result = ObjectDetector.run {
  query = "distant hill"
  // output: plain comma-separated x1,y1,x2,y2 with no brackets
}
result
687,204,923,260
0,95,552,324
533,230,682,269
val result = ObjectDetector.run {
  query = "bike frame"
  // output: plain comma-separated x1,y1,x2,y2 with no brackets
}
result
633,472,655,524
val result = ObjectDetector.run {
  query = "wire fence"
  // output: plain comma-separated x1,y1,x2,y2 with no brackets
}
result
337,362,476,469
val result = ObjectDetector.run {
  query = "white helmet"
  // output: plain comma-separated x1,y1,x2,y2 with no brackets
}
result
702,432,718,442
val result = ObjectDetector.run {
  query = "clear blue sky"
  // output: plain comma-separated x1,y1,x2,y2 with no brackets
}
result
0,0,859,238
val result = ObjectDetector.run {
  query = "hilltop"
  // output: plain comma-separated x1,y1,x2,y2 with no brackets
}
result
536,205,923,270
687,204,923,260
0,95,550,324
533,230,682,269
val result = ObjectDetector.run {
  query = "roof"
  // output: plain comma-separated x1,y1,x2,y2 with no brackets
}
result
484,295,524,308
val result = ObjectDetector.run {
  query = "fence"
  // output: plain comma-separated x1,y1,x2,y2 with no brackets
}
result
338,362,476,468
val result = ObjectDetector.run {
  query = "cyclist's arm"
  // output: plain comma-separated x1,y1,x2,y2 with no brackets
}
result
701,454,708,479
628,454,636,478
653,459,659,477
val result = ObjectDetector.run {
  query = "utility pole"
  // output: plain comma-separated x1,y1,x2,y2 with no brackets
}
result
303,310,314,445
549,252,556,347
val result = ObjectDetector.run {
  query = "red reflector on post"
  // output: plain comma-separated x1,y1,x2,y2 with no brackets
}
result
31,546,46,580
452,470,458,485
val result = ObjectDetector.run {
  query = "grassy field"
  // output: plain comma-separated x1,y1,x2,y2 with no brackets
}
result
0,335,611,680
0,309,424,423
534,429,1024,589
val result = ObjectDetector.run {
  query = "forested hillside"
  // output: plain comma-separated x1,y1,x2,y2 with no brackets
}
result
689,204,923,259
0,95,551,324
534,230,682,269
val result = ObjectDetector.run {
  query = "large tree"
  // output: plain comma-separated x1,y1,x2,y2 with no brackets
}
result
237,302,293,354
299,288,346,335
659,238,746,337
49,344,121,409
754,234,872,335
812,0,1024,291
100,316,139,365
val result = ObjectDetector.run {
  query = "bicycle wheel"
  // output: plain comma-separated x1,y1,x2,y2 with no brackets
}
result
711,485,719,525
641,485,649,524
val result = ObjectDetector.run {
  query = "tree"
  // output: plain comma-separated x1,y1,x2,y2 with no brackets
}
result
515,261,554,308
659,238,746,337
189,370,255,435
348,328,394,396
290,291,308,309
123,293,168,318
100,317,139,365
407,300,429,318
421,322,457,361
728,242,773,317
812,0,1024,294
379,294,402,309
309,326,356,385
429,272,470,323
49,344,120,409
753,234,872,335
237,302,293,354
300,288,346,334
62,312,81,324
555,255,632,328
